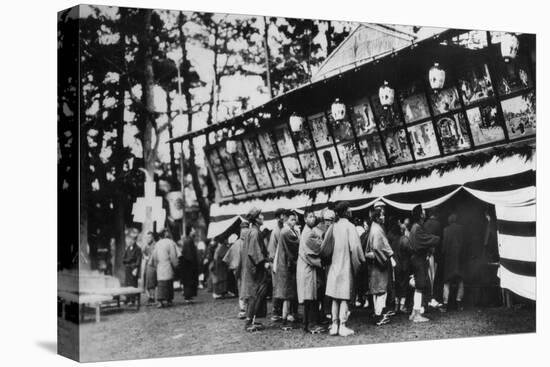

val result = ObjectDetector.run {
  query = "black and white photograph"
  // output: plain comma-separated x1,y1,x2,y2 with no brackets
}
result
56,3,537,364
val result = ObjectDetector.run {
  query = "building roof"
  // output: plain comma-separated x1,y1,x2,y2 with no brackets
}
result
168,24,452,144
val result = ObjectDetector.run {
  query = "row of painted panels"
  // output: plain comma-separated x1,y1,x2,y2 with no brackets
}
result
207,59,535,197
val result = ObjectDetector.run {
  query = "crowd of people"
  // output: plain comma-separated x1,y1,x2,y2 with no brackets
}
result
233,201,469,335
119,200,472,336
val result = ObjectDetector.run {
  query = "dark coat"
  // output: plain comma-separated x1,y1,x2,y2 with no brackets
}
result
122,244,142,287
212,243,230,294
273,225,300,300
442,223,465,281
409,222,440,291
179,237,199,298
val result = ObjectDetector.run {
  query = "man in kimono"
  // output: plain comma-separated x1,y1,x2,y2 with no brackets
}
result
122,228,142,305
424,210,443,309
273,212,300,330
179,227,199,303
241,208,271,332
297,209,325,334
440,213,465,313
365,206,395,326
212,237,231,299
267,208,288,322
151,230,179,308
223,222,250,318
321,202,365,337
409,205,440,322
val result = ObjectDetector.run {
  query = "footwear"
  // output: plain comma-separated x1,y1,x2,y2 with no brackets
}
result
375,315,390,326
428,299,442,308
286,314,296,323
245,323,264,332
411,310,430,323
439,304,448,313
309,325,326,334
329,322,339,336
227,291,236,298
338,323,355,336
281,323,294,331
212,293,223,299
238,310,247,319
399,304,408,313
456,301,464,311
270,315,282,322
384,310,396,317
355,300,362,307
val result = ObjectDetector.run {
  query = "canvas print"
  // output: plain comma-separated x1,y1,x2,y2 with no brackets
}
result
58,5,536,363
408,122,440,159
466,104,506,146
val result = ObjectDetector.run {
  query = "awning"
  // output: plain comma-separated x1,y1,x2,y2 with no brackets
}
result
207,152,536,300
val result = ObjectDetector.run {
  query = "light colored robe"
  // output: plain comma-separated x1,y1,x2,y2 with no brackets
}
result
151,239,179,281
365,221,393,294
297,225,323,303
321,218,365,300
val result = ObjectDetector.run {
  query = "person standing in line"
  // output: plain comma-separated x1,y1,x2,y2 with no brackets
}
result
267,208,288,322
223,221,250,319
365,204,395,326
273,212,300,330
409,205,440,322
241,208,271,332
179,227,199,303
440,214,466,313
321,201,366,337
424,210,443,309
318,209,336,323
122,228,142,305
142,231,157,305
212,236,231,299
297,209,326,334
394,218,413,313
151,229,179,308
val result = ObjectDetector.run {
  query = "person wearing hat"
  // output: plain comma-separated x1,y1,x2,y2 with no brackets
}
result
409,204,440,322
241,207,271,332
223,221,250,318
365,205,395,326
320,202,365,336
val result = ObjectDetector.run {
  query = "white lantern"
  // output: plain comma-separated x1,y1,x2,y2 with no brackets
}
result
429,63,446,91
226,139,237,154
289,113,304,132
378,81,395,109
331,98,346,121
501,33,519,63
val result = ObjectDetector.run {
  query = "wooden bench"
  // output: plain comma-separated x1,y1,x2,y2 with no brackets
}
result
58,270,142,322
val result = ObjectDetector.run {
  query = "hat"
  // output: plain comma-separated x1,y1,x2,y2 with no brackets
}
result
228,234,238,244
374,200,386,209
246,207,262,222
323,209,336,220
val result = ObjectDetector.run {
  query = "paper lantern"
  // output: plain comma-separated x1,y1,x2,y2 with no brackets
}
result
501,33,519,63
226,139,237,154
429,63,445,91
289,113,304,132
378,81,395,109
331,99,346,121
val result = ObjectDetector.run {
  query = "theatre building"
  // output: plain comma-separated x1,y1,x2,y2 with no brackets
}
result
169,25,536,306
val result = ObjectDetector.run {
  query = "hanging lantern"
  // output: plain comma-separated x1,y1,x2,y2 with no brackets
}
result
331,98,346,121
501,33,519,63
289,113,304,132
378,81,395,109
226,139,237,154
429,62,446,91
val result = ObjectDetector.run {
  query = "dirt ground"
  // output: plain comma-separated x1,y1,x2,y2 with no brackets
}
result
78,289,535,362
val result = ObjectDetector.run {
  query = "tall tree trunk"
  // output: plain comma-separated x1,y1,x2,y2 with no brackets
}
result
165,91,178,181
178,11,211,227
263,16,273,98
141,9,157,233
